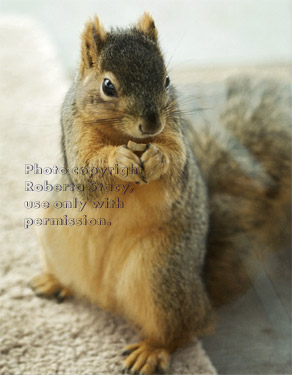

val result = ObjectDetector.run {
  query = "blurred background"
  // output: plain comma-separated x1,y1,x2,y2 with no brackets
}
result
0,0,291,75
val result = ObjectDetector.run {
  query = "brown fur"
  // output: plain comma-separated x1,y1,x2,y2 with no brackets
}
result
137,12,158,42
80,16,106,76
30,13,291,374
186,77,291,306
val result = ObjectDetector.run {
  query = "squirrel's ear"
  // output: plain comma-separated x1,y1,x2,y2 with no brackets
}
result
80,16,106,76
137,12,158,42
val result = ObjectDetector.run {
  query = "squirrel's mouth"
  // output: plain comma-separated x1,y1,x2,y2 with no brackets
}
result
138,124,161,137
122,122,165,140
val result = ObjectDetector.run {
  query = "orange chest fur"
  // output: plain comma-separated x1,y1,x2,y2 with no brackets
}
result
37,180,170,312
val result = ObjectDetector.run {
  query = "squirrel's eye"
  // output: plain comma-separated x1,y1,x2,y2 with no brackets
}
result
102,79,117,97
165,75,170,90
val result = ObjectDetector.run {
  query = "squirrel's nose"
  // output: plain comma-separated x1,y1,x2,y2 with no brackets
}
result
139,112,161,135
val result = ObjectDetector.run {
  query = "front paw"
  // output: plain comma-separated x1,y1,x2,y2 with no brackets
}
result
109,145,146,184
140,144,169,182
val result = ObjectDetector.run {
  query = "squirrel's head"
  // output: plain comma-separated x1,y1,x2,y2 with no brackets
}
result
76,13,174,140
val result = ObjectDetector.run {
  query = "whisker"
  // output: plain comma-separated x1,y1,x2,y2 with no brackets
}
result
82,118,124,127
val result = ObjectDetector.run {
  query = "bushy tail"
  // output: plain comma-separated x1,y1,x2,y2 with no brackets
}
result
185,76,291,307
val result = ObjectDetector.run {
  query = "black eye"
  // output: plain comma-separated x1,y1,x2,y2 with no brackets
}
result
165,75,170,90
102,79,117,97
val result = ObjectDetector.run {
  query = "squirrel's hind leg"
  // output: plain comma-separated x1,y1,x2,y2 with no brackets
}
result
29,272,72,303
122,341,170,375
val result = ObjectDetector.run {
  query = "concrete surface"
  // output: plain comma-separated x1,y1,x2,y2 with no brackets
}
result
202,248,291,374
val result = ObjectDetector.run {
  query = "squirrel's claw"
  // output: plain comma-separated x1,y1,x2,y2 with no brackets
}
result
140,144,169,183
122,341,170,375
29,272,72,302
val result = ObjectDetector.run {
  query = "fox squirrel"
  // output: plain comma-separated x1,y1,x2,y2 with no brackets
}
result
30,13,291,374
